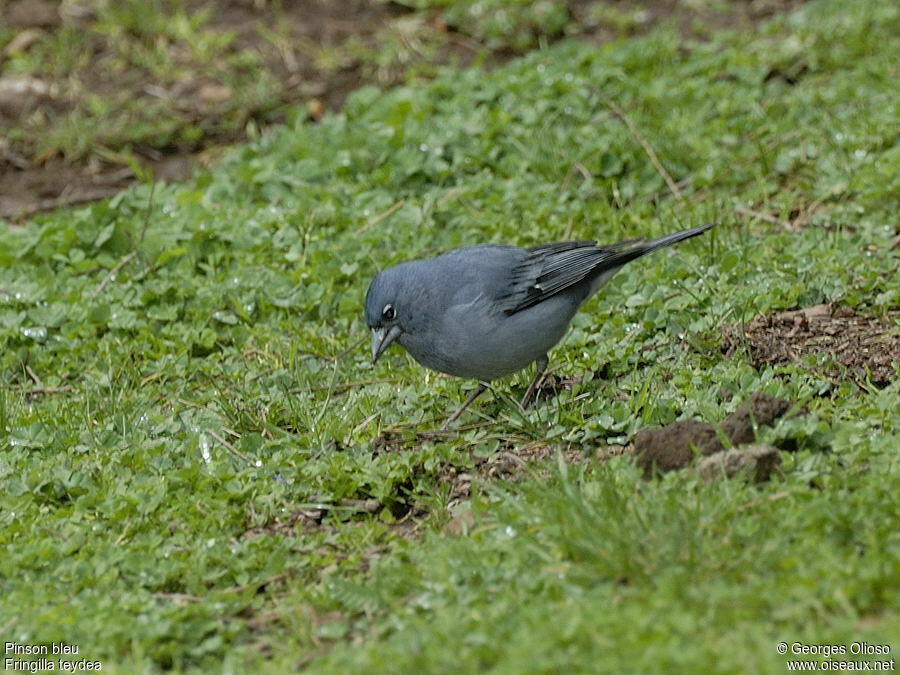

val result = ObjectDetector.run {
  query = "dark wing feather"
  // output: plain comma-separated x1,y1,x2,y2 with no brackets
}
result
497,240,637,315
498,224,714,315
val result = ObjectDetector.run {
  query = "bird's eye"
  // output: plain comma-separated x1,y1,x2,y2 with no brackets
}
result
382,304,396,321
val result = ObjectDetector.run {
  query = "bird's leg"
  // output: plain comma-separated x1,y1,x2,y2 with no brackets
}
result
441,382,488,430
519,355,548,410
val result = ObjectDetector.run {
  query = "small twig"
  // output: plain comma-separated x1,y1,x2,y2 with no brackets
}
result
299,334,367,363
1,187,122,221
25,385,73,395
559,164,574,196
573,161,592,182
334,333,368,362
295,499,379,513
352,411,380,435
355,200,405,235
227,572,289,595
154,592,203,604
339,498,381,513
559,160,593,196
438,188,462,204
600,96,684,201
415,420,496,438
141,372,162,386
445,33,484,54
646,176,692,204
138,182,155,246
737,490,791,512
735,206,792,230
93,183,154,296
588,110,615,125
298,377,400,394
791,194,828,229
92,167,135,185
205,429,257,467
94,251,136,296
25,364,43,387
243,348,277,363
312,361,340,431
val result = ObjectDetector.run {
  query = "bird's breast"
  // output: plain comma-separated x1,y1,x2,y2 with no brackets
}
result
400,292,579,381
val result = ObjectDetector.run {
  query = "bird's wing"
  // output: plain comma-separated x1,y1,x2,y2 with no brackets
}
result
498,223,714,315
485,224,713,315
497,239,647,315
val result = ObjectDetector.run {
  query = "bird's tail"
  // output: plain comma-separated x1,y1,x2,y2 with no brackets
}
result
643,223,715,252
591,223,715,274
577,223,714,298
506,223,716,314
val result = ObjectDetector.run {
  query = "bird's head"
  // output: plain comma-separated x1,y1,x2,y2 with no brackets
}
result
364,268,407,363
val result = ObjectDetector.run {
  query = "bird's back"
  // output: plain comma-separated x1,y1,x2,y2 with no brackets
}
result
395,244,582,380
424,244,528,305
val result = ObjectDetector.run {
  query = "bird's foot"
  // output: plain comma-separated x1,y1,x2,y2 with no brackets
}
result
440,382,488,430
519,358,548,410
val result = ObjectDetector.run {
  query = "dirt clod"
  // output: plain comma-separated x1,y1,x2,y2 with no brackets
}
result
8,0,59,29
697,444,781,483
633,419,724,478
632,390,797,479
720,391,792,445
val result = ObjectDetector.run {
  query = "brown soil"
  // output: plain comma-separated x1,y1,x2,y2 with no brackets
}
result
437,440,622,504
722,304,900,387
1,0,414,219
1,0,807,220
373,424,628,513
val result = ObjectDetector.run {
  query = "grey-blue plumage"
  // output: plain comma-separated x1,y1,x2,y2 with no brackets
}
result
365,223,713,427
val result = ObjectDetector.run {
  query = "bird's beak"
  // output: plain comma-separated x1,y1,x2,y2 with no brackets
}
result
371,325,403,363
